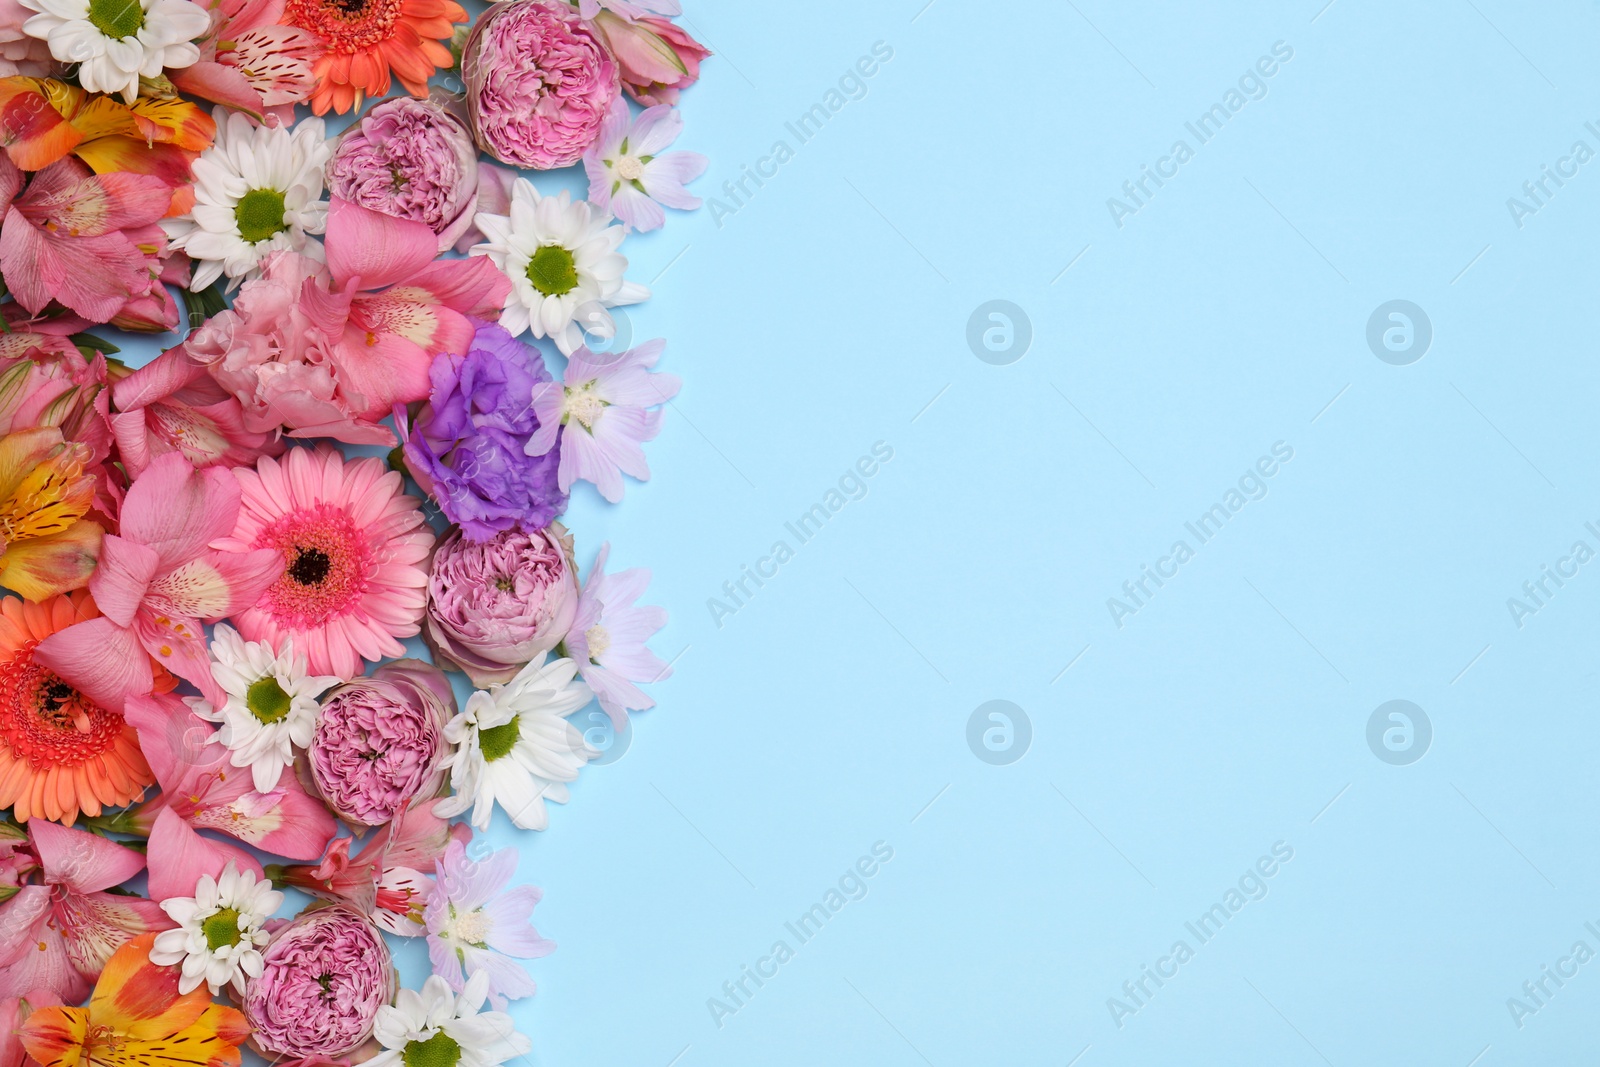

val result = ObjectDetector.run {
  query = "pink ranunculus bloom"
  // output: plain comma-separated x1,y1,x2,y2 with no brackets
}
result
0,156,173,326
186,200,510,446
267,799,469,936
462,0,619,169
0,821,173,1003
34,452,283,711
589,10,709,106
565,541,670,728
169,0,322,124
121,691,337,901
327,96,481,252
108,347,284,477
244,904,396,1061
308,659,456,830
525,338,681,502
424,524,579,687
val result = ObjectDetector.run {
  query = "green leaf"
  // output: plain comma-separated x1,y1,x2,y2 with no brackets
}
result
183,281,229,330
69,332,121,356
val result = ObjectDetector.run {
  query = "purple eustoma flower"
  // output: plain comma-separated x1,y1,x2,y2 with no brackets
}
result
399,319,568,540
584,99,707,232
565,541,670,728
525,338,680,503
424,839,555,1010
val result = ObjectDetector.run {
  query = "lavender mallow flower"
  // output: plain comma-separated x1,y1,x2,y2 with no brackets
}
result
584,99,707,232
400,320,567,541
424,839,554,1010
327,96,481,251
565,541,670,728
243,904,396,1060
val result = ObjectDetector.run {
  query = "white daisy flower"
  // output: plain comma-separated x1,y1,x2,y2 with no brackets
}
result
366,972,531,1067
435,655,596,831
187,623,340,793
19,0,208,104
470,180,650,356
164,109,332,292
150,862,283,996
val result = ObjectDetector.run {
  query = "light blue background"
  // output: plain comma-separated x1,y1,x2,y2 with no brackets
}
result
111,0,1600,1063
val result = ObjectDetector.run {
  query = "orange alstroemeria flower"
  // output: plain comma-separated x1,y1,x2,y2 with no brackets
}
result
0,78,216,213
17,932,250,1067
0,427,102,601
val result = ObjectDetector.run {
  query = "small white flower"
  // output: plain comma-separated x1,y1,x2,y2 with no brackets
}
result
164,109,332,292
187,623,339,793
435,655,595,831
19,0,209,103
470,180,650,356
150,863,283,996
366,972,531,1067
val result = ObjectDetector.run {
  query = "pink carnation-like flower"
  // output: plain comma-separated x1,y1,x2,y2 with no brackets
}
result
243,904,395,1060
424,524,578,687
216,446,435,680
462,0,619,169
328,96,480,251
309,659,456,829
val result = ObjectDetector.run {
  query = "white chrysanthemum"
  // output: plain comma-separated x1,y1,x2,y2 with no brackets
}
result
150,863,283,996
366,972,531,1067
470,179,650,356
19,0,208,103
164,109,332,292
187,623,339,793
436,655,596,831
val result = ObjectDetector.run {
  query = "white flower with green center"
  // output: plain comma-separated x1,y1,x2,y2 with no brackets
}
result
435,654,596,832
188,623,340,793
150,862,283,996
469,179,650,356
164,108,332,292
19,0,209,103
366,972,531,1067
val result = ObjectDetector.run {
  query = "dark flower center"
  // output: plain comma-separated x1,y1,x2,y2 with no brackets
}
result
288,546,332,585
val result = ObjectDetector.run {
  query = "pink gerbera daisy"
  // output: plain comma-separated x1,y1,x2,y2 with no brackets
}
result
216,446,434,679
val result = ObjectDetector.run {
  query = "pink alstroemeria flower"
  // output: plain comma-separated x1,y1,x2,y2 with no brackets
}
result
526,339,680,502
269,799,469,936
0,157,172,326
118,691,337,900
170,0,322,125
0,821,173,1003
310,198,513,423
109,348,284,477
35,452,283,711
189,200,510,446
564,542,670,728
576,0,679,18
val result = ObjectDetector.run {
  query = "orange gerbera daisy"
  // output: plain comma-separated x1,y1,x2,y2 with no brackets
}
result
0,591,157,825
284,0,467,115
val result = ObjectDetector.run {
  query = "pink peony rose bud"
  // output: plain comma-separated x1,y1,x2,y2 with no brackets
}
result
327,96,481,253
590,10,709,106
425,523,579,687
243,904,395,1061
461,0,619,169
307,659,455,830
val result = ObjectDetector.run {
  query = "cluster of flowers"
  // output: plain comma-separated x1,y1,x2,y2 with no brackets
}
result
0,0,708,1064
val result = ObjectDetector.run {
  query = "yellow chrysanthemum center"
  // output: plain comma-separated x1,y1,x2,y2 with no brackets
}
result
402,1032,462,1067
526,245,578,297
246,676,292,724
202,907,244,951
235,188,288,243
